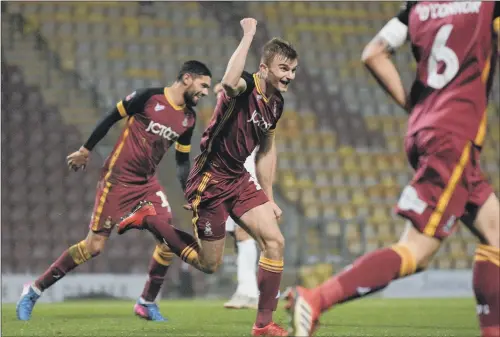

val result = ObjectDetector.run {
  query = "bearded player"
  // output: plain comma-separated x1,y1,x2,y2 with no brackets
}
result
118,18,297,336
286,2,500,337
16,60,212,321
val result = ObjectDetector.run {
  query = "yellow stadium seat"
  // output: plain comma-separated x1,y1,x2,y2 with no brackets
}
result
304,205,321,220
300,188,317,205
282,187,299,204
321,133,336,149
305,134,321,151
351,190,368,206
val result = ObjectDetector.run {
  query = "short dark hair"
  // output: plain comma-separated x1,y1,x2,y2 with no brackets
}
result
261,38,298,65
177,60,212,81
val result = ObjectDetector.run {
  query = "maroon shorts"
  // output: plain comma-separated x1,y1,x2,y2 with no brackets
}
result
89,178,172,237
395,129,493,240
184,170,269,241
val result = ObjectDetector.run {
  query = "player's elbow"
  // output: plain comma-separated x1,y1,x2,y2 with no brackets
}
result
361,37,390,65
361,45,378,65
221,82,240,98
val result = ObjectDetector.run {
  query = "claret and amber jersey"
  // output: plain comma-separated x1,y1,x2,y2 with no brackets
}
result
379,1,500,146
103,88,196,184
192,71,284,178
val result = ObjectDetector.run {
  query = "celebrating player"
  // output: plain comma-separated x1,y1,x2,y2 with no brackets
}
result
209,82,260,310
16,60,212,322
118,18,297,336
224,148,260,310
286,2,500,337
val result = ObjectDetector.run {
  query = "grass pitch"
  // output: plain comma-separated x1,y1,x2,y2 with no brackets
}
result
2,298,479,336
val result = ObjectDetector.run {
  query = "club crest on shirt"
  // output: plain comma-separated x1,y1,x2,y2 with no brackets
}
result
182,117,188,127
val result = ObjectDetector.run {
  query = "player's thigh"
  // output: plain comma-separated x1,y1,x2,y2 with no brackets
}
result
199,238,226,270
234,225,251,241
396,131,471,239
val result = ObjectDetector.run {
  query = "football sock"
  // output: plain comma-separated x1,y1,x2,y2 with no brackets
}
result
236,239,259,298
35,240,96,291
143,215,205,270
315,245,416,312
256,257,283,328
473,245,500,337
141,244,175,302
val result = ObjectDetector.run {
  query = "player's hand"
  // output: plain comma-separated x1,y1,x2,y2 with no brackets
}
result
67,146,90,171
240,18,257,36
270,201,282,222
183,203,193,211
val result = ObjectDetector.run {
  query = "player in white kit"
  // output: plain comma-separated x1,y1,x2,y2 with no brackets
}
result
212,82,259,309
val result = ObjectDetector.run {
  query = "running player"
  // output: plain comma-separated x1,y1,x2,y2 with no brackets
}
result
119,18,297,336
286,2,500,336
16,60,212,322
224,148,260,310
207,82,259,310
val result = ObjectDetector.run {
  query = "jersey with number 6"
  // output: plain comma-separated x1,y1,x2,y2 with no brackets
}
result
395,1,499,146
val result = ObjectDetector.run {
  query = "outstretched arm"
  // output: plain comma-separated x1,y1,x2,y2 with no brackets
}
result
221,18,257,97
67,107,123,171
83,109,123,152
361,4,413,112
67,89,149,171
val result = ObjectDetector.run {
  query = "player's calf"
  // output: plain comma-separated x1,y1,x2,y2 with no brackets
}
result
472,194,500,337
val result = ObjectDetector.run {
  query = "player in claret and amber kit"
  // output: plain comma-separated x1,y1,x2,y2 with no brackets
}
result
16,60,212,322
119,18,298,336
286,2,500,337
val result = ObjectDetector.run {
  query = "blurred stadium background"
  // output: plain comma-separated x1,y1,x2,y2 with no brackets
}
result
1,1,499,302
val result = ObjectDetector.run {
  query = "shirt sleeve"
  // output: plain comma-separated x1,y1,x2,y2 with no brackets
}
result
116,89,152,117
175,115,196,154
240,71,256,96
377,1,416,50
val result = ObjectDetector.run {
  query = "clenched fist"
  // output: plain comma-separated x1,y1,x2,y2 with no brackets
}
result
240,18,257,36
67,146,90,171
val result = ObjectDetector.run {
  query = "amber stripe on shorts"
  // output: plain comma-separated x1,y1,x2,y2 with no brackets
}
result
190,172,212,243
423,142,471,237
91,117,135,231
391,244,417,277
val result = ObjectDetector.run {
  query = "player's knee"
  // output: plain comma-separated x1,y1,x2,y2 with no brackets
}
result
476,194,500,248
262,233,285,259
398,222,440,270
85,234,107,256
201,259,221,274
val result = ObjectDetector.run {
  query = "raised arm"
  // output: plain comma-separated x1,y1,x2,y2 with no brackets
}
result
221,18,257,97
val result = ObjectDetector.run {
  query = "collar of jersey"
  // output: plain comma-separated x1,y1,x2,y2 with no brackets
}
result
164,87,185,111
253,73,269,103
